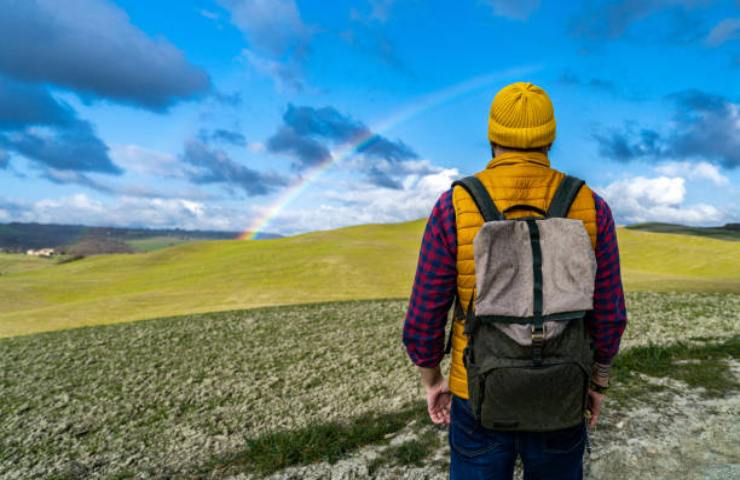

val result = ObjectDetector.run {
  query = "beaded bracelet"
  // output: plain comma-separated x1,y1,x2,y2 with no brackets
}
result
589,381,609,394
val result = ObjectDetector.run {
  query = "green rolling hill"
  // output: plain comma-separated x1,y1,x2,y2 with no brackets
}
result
0,219,738,338
626,222,740,241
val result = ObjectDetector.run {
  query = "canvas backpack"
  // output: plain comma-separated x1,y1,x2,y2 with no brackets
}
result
450,174,596,432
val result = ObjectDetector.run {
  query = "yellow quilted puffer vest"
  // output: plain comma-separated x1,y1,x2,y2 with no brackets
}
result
449,151,597,399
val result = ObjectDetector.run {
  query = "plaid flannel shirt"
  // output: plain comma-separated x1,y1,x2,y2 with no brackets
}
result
402,188,627,369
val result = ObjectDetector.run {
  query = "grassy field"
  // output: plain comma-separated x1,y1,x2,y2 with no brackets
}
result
1,219,739,337
0,220,422,337
1,292,738,479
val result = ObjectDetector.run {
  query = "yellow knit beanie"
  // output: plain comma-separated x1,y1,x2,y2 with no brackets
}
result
488,82,556,149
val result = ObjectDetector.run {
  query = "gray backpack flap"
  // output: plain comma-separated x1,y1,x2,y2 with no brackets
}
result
453,174,596,432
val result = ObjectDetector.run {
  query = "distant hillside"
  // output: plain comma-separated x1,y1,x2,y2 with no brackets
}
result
63,236,136,257
627,222,740,241
0,221,282,253
0,218,738,337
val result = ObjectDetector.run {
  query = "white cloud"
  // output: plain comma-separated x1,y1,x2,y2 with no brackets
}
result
109,144,183,178
198,9,220,21
705,17,740,47
242,49,304,91
219,0,311,57
107,145,225,200
266,165,460,235
654,161,729,186
0,193,252,232
247,142,266,154
34,193,107,216
221,0,312,90
596,175,724,225
605,175,686,205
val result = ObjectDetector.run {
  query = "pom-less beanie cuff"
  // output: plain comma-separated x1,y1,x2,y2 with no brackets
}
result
488,118,556,149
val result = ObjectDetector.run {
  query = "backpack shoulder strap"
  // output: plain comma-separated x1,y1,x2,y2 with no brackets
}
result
444,295,464,355
451,176,503,222
547,175,585,218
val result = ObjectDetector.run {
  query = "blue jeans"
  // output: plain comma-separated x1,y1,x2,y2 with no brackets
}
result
449,395,586,480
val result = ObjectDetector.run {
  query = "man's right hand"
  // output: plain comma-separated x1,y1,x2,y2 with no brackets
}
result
425,377,451,425
587,389,604,428
417,366,451,425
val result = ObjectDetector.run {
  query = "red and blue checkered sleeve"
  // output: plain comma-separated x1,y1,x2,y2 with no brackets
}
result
587,192,628,365
402,188,458,368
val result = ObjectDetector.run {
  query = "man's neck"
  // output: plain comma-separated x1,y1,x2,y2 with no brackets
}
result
493,146,549,157
486,150,551,169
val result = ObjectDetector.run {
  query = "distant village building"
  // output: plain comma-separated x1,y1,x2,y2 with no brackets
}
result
26,248,56,257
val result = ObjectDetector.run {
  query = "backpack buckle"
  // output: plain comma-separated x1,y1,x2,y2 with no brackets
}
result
531,324,545,343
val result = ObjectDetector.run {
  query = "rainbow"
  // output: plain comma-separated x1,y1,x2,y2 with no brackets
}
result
238,64,541,240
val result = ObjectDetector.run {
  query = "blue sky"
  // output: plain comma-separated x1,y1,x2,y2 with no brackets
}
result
0,0,738,235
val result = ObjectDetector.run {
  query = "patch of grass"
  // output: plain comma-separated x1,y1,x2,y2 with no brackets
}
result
610,336,740,402
200,402,427,477
0,252,54,275
389,429,440,466
367,428,442,475
368,428,439,475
